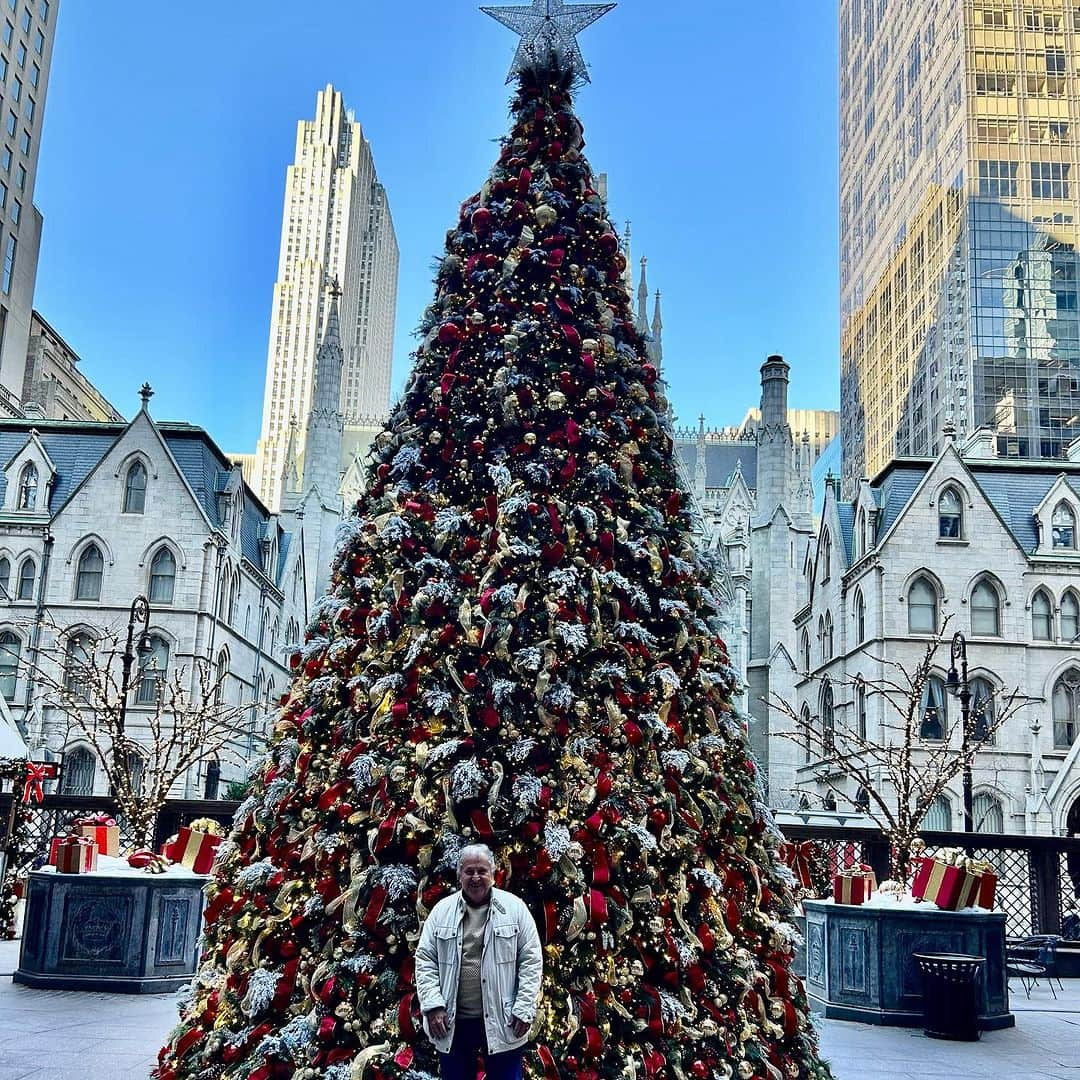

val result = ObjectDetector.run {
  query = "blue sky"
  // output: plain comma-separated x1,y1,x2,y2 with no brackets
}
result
33,1,838,449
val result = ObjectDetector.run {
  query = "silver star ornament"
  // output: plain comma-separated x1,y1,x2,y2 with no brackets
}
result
481,0,616,87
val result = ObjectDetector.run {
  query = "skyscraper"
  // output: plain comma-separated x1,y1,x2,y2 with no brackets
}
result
840,0,1080,490
0,0,57,415
253,85,398,509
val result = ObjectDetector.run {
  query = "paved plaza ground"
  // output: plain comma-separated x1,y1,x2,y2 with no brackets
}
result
0,940,1077,1079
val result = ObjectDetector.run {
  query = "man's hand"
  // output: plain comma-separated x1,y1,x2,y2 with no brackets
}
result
427,1008,449,1039
510,1016,531,1039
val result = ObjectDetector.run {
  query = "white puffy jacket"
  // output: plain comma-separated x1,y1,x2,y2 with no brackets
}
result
414,887,543,1055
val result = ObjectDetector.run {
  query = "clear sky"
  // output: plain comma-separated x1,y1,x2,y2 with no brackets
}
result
33,1,838,449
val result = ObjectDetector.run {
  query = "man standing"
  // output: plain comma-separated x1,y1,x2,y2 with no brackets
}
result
415,844,543,1080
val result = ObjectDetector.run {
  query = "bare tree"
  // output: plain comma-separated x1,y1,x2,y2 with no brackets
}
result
15,615,262,848
770,631,1025,880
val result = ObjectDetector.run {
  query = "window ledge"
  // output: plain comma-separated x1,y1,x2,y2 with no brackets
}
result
936,538,969,546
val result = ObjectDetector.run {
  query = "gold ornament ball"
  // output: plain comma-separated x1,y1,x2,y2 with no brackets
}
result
535,204,558,228
524,432,537,445
737,1062,755,1080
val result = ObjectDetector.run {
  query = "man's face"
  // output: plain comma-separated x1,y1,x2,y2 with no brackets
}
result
459,854,494,906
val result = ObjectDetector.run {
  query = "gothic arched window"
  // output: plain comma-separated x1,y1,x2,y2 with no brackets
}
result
123,460,147,514
75,544,104,601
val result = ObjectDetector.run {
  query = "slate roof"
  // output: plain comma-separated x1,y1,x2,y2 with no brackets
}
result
851,454,1080,555
0,418,291,584
675,438,758,490
836,503,855,565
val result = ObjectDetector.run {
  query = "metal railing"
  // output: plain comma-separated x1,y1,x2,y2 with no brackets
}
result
780,822,1080,938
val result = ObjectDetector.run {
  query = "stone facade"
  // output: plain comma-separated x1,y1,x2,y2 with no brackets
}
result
0,391,308,796
793,429,1080,835
673,360,838,788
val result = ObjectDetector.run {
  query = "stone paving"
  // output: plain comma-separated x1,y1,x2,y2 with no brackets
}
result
0,939,1077,1079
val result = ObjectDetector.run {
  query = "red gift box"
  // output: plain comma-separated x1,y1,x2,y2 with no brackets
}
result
955,862,998,910
165,826,222,874
911,856,967,910
55,836,98,874
833,864,876,904
72,813,120,857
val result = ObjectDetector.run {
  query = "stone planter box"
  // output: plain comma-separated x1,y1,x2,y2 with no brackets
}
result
802,899,1014,1029
14,867,207,993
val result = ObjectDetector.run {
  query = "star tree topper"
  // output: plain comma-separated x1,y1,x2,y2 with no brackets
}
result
481,0,616,87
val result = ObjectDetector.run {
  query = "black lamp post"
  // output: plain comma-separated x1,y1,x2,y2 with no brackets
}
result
118,595,153,740
945,629,975,846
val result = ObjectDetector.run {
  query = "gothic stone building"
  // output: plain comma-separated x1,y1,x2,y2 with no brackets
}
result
0,390,309,798
794,430,1080,836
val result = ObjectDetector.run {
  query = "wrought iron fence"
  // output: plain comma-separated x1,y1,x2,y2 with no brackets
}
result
780,821,1080,938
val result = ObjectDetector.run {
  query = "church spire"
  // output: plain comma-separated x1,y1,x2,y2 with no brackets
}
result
636,256,649,334
280,415,301,507
651,289,663,369
301,280,345,506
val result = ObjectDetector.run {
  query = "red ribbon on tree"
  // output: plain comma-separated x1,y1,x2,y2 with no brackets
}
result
778,840,818,888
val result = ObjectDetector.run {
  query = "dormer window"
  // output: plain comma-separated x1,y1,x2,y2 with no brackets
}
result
1052,501,1076,549
17,462,37,510
938,487,963,538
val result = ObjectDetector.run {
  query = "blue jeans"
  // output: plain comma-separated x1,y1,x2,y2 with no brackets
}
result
439,1017,524,1080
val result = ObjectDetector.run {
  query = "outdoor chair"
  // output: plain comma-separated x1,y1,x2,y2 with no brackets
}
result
1006,936,1064,998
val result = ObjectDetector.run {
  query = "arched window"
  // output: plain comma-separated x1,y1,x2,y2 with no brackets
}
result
854,589,866,643
123,460,147,514
0,556,9,599
922,793,952,831
204,758,221,800
817,615,826,663
1032,589,1054,640
821,683,835,751
973,792,1004,833
64,632,94,695
938,487,963,538
60,746,95,795
265,678,276,711
17,462,37,510
970,676,996,743
908,576,938,634
1062,590,1080,643
856,508,866,557
1053,668,1080,747
971,579,1001,636
821,531,832,581
800,703,812,763
823,611,834,661
1052,501,1077,549
0,630,19,699
148,547,176,604
213,648,230,706
856,679,867,739
16,557,35,601
126,748,145,795
228,572,240,625
799,629,811,674
920,674,947,740
75,544,104,601
135,635,169,704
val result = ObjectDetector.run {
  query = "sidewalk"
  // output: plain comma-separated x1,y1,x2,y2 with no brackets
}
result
1,939,1077,1079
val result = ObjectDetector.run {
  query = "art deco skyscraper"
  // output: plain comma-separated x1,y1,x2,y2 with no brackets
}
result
0,0,58,414
254,85,398,509
840,0,1080,490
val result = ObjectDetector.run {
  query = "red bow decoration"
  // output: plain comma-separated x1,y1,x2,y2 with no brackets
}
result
778,840,818,889
22,760,56,804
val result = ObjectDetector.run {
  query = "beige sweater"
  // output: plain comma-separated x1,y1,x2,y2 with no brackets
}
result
455,901,489,1017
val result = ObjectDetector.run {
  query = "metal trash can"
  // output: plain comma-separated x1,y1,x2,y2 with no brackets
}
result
913,953,985,1040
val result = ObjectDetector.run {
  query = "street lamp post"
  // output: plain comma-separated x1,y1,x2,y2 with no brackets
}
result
118,595,153,742
945,630,975,848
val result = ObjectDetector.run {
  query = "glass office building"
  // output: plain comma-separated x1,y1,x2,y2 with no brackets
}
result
840,0,1080,489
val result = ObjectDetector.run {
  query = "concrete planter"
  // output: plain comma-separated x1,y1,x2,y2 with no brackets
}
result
14,867,207,993
802,899,1014,1029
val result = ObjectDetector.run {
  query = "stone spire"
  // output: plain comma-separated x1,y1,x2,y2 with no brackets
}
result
279,415,302,507
753,354,794,526
694,414,708,499
651,289,663,369
636,257,649,335
301,282,345,506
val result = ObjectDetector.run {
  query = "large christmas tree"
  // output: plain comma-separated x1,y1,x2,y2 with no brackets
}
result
156,6,832,1079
